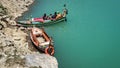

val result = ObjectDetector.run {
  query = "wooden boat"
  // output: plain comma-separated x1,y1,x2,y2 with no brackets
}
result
17,9,68,27
30,27,54,56
17,16,67,27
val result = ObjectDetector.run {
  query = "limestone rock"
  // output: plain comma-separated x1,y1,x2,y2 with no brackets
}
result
0,0,58,68
25,53,58,68
0,0,34,18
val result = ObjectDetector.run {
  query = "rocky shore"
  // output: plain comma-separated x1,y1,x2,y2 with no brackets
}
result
0,0,58,68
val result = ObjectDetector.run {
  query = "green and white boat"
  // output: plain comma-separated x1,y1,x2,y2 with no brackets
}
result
17,16,67,27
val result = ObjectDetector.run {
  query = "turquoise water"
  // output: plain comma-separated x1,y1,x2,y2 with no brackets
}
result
19,0,120,68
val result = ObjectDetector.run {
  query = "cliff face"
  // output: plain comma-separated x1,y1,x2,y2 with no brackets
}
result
0,0,58,68
0,0,33,18
0,0,34,27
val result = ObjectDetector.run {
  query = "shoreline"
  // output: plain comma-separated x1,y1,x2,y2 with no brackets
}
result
15,0,36,21
0,0,58,68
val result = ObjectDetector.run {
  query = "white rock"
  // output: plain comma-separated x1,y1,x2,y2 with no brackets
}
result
25,54,58,68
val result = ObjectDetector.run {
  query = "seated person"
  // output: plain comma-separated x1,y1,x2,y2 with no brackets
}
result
62,10,66,17
62,8,68,17
52,12,57,19
56,12,62,19
47,14,53,20
43,13,47,20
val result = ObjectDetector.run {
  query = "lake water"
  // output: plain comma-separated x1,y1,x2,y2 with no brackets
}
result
19,0,120,68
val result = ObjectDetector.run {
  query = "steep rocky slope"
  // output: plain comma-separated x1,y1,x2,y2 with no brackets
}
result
0,0,58,68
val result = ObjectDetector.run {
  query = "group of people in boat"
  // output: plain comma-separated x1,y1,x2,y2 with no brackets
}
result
25,5,68,24
42,8,68,21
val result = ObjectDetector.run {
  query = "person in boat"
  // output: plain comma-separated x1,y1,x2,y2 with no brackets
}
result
63,4,68,14
48,14,53,20
62,8,68,17
62,4,68,17
43,13,48,20
52,12,57,19
56,12,62,19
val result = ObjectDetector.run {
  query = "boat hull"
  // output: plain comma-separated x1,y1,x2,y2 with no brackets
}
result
30,28,54,56
17,17,66,27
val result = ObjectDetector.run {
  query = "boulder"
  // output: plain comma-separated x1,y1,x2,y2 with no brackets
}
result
25,53,58,68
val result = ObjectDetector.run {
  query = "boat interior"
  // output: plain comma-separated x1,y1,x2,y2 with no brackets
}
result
31,28,51,47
